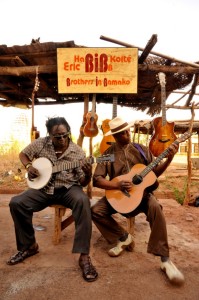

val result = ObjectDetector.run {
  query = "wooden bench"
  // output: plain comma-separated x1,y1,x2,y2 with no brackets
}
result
50,201,135,245
126,217,135,235
50,205,74,245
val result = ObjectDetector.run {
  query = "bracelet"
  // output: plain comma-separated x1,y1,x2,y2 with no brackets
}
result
25,163,32,170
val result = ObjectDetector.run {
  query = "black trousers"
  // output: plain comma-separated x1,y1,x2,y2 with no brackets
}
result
9,186,92,254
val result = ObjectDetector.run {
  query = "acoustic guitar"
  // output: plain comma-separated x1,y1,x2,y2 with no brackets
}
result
99,96,118,154
149,72,178,157
26,154,114,190
83,94,98,137
106,132,192,214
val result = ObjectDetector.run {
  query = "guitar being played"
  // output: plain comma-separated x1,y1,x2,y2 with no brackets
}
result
105,131,191,213
149,72,178,157
7,116,99,282
26,154,114,190
91,116,187,285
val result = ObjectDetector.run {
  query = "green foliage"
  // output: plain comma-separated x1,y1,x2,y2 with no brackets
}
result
162,175,188,205
172,186,186,205
172,176,187,205
93,142,101,157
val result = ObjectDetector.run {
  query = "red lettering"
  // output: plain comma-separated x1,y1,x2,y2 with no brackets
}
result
85,54,93,72
85,53,108,72
66,78,70,86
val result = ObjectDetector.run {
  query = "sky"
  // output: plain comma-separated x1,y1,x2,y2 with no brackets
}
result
0,0,199,140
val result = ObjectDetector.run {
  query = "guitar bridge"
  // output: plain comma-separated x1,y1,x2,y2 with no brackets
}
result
122,189,130,197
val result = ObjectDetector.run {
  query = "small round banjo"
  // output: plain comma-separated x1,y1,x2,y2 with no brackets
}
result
27,157,53,190
26,155,115,190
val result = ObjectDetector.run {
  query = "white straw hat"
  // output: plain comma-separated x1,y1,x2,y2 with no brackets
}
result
105,116,134,136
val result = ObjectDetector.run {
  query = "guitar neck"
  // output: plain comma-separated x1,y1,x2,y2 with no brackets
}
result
112,96,118,118
91,93,96,116
161,85,166,126
158,72,167,127
139,134,190,179
52,154,115,173
52,157,94,174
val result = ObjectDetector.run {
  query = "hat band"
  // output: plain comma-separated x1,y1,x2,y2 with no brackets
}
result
111,122,129,133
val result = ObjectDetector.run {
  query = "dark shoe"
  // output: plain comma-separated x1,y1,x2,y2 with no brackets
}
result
79,256,98,282
6,243,39,265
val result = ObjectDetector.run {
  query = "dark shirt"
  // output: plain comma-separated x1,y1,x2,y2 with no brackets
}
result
93,142,153,184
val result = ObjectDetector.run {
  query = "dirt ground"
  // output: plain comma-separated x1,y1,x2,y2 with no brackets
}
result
0,161,199,300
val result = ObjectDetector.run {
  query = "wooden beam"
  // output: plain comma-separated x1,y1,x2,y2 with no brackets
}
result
166,104,199,109
138,34,158,64
172,90,199,96
100,35,199,68
0,63,199,77
0,65,56,76
138,64,199,74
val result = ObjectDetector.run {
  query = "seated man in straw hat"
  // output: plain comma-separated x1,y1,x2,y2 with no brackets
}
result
91,116,184,285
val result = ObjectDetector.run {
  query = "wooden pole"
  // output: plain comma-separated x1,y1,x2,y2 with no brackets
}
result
77,94,89,147
184,104,195,205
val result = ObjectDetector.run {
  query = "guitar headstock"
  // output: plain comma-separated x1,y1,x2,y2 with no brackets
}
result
96,154,115,164
157,72,166,87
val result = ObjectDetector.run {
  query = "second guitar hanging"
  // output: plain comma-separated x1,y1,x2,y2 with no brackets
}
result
83,94,98,137
149,72,178,157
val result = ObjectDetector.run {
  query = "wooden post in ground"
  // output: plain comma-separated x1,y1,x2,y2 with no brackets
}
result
184,104,195,205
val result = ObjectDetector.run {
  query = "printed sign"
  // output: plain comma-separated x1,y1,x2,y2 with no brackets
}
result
57,48,138,93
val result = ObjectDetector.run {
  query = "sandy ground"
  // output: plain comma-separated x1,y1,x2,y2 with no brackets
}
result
0,190,199,300
0,158,199,300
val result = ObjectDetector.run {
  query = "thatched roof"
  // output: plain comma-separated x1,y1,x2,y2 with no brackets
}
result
0,36,198,116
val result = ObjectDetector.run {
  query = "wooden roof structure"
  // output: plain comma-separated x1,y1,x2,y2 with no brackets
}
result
0,34,199,116
133,119,199,135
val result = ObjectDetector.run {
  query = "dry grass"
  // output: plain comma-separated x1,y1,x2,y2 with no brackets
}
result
0,152,27,191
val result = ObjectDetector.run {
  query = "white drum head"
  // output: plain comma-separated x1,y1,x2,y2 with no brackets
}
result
27,157,53,190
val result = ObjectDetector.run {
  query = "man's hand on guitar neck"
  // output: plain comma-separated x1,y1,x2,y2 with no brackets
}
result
79,161,93,187
167,143,179,162
154,143,178,178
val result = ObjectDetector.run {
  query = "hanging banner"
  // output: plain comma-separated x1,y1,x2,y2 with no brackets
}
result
57,48,138,94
